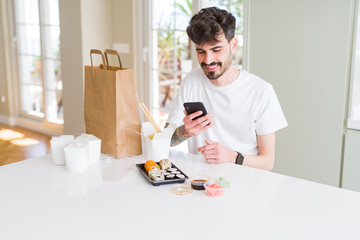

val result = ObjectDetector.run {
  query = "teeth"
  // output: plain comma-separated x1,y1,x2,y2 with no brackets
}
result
207,65,217,70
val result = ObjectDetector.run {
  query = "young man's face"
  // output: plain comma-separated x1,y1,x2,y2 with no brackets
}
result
195,33,237,80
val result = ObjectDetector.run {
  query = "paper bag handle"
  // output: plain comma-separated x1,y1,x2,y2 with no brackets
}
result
90,49,106,67
104,49,123,69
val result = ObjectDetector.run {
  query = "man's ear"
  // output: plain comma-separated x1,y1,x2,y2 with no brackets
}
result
230,37,238,51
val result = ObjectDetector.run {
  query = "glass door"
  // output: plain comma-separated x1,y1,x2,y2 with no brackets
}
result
14,0,63,124
151,0,194,128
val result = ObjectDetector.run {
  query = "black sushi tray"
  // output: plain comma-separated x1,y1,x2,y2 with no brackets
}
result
136,162,188,186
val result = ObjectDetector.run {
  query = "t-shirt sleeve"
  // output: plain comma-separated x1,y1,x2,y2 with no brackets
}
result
254,86,288,135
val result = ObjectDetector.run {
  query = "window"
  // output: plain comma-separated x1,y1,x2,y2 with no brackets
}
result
13,0,63,125
149,0,245,127
349,3,360,130
151,0,194,127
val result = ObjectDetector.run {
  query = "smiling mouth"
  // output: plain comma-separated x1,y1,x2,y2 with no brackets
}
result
206,65,218,71
201,62,221,72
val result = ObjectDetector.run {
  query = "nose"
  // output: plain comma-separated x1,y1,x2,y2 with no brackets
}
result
203,52,214,65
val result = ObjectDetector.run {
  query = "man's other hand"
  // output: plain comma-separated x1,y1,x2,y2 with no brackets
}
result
197,140,237,164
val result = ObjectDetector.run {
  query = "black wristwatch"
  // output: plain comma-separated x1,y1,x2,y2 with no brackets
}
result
235,151,244,165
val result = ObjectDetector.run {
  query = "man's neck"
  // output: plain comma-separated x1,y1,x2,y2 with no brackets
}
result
209,66,241,86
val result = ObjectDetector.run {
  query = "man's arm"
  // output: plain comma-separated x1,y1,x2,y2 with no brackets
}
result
170,124,190,146
242,132,275,171
197,132,276,171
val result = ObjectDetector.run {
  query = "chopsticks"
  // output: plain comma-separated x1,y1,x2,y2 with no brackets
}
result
138,102,161,133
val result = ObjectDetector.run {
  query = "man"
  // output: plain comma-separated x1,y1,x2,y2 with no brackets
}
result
166,7,287,171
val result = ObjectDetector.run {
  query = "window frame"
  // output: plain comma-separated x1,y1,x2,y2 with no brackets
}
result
9,0,63,128
348,0,360,130
149,0,201,126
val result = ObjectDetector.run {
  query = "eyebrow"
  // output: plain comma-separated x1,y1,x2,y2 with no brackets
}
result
196,45,223,51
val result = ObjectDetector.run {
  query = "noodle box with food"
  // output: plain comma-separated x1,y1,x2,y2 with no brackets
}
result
141,122,177,161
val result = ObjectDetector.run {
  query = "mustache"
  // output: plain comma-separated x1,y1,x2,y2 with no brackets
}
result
201,62,222,67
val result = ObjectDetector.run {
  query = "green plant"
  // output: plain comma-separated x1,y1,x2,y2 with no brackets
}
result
176,0,192,16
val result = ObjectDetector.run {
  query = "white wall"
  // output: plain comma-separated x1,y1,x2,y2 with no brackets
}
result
81,0,113,67
59,0,84,136
59,0,113,136
112,0,134,68
248,0,354,186
342,130,360,191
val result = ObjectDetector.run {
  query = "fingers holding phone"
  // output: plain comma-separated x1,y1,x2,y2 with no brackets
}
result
183,102,213,136
183,110,213,136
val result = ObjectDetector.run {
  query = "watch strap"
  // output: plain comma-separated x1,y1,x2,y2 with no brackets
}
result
235,151,244,165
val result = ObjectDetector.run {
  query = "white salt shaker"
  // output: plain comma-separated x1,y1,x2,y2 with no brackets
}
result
76,134,101,164
64,140,90,172
50,135,75,165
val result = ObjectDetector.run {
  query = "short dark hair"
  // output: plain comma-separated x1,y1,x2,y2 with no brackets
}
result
186,7,236,45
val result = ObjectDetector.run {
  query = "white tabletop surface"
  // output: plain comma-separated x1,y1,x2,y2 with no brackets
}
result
1,150,360,240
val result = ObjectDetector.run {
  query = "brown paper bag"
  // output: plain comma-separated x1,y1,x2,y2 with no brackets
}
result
84,49,142,157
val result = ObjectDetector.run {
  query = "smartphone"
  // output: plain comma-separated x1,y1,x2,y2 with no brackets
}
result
183,102,208,120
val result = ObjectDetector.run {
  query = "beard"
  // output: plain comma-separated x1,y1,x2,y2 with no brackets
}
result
201,51,232,80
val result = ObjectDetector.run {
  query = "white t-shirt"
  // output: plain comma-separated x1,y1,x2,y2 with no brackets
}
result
167,67,288,155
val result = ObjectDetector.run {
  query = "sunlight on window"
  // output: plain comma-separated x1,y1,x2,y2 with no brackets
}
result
11,138,40,146
0,129,24,141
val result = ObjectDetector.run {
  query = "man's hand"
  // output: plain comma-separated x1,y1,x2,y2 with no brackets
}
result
169,111,213,147
183,110,213,137
197,140,237,164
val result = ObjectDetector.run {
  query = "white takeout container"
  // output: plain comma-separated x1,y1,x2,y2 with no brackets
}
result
76,134,101,164
50,135,75,165
141,122,177,161
64,140,90,172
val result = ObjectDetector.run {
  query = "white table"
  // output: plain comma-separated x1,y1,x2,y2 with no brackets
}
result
1,150,360,240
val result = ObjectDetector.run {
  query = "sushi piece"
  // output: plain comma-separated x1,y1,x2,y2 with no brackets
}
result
176,174,185,179
166,174,175,179
159,159,172,170
145,160,160,173
151,175,164,181
149,171,164,181
144,160,155,170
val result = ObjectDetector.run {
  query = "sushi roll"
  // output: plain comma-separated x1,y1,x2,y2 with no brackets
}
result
160,159,172,170
171,170,181,174
145,160,160,173
166,174,175,179
167,168,177,172
149,171,164,181
176,174,185,179
151,175,165,181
